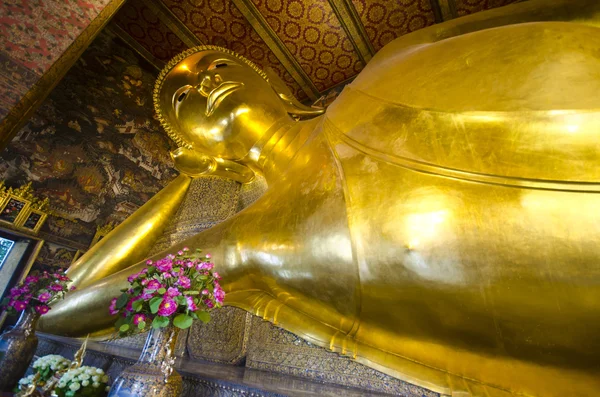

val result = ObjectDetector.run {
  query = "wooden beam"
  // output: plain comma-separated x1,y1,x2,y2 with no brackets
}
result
107,23,165,71
145,0,202,47
0,0,127,151
231,0,320,100
327,0,375,64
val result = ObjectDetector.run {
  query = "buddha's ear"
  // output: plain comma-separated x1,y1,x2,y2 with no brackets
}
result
264,67,325,119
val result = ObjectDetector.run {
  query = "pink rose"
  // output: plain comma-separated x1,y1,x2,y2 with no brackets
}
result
183,247,189,252
133,313,147,326
37,292,52,303
178,250,184,256
146,280,163,290
9,288,22,297
141,291,154,300
35,305,50,315
213,272,221,280
146,260,153,265
163,272,172,279
49,284,63,292
205,254,211,259
203,299,214,309
155,258,172,272
12,301,27,311
186,296,197,311
70,286,77,291
214,286,225,304
157,298,178,317
166,287,181,297
201,289,209,295
177,276,191,289
141,279,149,286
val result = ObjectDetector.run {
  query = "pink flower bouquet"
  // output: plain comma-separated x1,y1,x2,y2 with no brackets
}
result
111,248,224,334
0,270,73,316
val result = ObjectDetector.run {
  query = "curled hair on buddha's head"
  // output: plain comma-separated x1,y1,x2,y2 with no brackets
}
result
153,45,324,149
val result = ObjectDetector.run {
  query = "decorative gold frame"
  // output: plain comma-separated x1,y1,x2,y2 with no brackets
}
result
90,222,115,248
0,194,31,227
18,209,48,234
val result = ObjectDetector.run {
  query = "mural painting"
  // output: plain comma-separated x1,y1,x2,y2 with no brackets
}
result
0,28,178,247
30,242,80,274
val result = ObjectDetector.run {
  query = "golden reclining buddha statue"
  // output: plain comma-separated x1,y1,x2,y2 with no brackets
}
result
39,0,600,395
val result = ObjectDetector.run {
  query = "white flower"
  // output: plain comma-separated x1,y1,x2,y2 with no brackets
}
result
70,382,81,391
92,375,99,382
82,380,90,387
92,382,100,388
95,368,103,374
78,373,90,380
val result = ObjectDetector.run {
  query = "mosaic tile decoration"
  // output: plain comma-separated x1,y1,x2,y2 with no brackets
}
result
246,316,440,397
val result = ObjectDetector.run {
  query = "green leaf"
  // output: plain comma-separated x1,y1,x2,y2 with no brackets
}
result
115,317,126,329
173,314,193,329
195,311,211,323
119,324,130,332
149,297,163,314
175,295,186,305
172,267,180,273
138,321,146,330
152,316,169,329
158,287,166,294
116,293,129,309
0,297,9,306
183,291,199,295
190,312,198,320
132,300,143,312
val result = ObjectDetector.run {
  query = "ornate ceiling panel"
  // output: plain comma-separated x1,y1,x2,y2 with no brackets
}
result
351,0,436,52
113,0,187,61
250,0,364,92
109,0,522,102
455,0,519,17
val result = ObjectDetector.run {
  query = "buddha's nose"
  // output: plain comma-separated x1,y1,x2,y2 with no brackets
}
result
197,73,223,97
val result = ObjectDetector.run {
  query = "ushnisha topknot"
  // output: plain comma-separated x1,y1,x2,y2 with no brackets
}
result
153,45,270,149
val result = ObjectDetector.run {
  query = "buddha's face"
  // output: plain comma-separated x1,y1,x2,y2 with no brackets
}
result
156,50,288,160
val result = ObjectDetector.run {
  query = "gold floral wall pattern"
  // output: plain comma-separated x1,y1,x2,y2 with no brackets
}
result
0,29,178,248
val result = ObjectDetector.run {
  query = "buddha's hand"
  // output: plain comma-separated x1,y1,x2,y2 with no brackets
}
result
170,147,216,177
171,147,255,183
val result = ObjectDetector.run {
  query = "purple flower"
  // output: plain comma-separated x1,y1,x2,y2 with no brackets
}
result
166,287,181,297
12,301,27,311
141,279,148,286
155,258,173,272
183,247,189,252
163,272,172,279
197,262,213,271
69,286,77,291
9,288,22,297
133,313,147,326
146,260,153,265
184,261,194,268
213,272,221,280
109,297,119,315
25,276,39,284
178,250,184,256
141,291,154,300
204,299,214,309
177,276,191,289
157,298,178,317
37,292,52,303
186,296,197,311
127,273,139,283
35,305,50,315
146,280,163,290
205,254,211,259
214,286,225,304
49,284,63,292
201,289,209,296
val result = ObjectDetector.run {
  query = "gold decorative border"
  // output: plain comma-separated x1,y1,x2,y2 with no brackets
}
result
0,0,127,151
327,0,375,64
145,0,202,48
231,0,320,100
107,23,165,71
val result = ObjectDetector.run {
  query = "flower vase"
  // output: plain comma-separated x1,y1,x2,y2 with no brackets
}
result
108,326,181,397
0,310,40,391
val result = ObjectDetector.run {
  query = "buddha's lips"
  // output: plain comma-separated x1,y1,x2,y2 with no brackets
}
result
205,81,244,116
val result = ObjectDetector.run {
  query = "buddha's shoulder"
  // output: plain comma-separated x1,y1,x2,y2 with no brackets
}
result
323,22,600,184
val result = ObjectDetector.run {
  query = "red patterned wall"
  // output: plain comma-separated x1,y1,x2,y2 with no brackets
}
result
251,0,364,92
158,0,306,100
0,0,112,121
351,0,436,52
113,0,187,61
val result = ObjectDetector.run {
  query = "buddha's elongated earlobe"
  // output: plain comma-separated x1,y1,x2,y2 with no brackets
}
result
264,67,325,119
